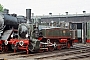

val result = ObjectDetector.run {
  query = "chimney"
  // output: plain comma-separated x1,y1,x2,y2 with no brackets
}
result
49,13,52,16
32,13,34,17
26,9,31,23
83,11,86,14
4,9,9,14
65,12,68,15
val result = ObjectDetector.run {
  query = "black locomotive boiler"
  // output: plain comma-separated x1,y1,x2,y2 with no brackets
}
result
0,9,26,52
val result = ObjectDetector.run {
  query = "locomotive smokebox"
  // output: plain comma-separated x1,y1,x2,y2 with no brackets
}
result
26,9,31,23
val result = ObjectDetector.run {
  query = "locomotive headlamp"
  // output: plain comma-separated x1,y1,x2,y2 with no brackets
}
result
5,40,8,45
51,21,54,23
26,33,28,38
19,41,24,46
11,34,13,38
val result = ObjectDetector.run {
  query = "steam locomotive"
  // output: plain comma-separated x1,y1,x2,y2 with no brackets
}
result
0,9,26,52
8,9,77,54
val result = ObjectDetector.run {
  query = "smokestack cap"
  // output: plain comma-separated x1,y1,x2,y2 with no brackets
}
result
83,11,86,14
65,12,68,15
49,13,52,16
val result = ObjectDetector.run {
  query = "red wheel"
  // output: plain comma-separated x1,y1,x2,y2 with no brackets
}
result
44,49,48,52
39,49,44,53
48,46,54,51
27,50,29,54
67,43,71,49
1,44,8,52
57,45,61,50
4,46,8,52
14,49,16,53
1,46,4,52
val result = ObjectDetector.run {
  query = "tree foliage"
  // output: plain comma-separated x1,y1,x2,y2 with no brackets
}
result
0,4,4,12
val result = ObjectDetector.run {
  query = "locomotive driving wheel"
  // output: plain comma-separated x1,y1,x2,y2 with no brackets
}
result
11,44,17,53
1,44,8,52
48,46,54,51
26,49,29,54
57,45,61,50
38,49,44,53
1,45,4,52
67,42,71,49
4,46,8,52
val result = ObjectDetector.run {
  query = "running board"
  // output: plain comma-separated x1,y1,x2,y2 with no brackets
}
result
1,29,13,40
40,48,48,49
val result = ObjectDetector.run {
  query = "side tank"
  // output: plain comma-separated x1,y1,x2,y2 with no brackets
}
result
41,27,71,38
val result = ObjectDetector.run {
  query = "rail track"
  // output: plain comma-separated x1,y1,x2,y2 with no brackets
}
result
34,48,90,60
0,43,90,60
7,44,90,56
